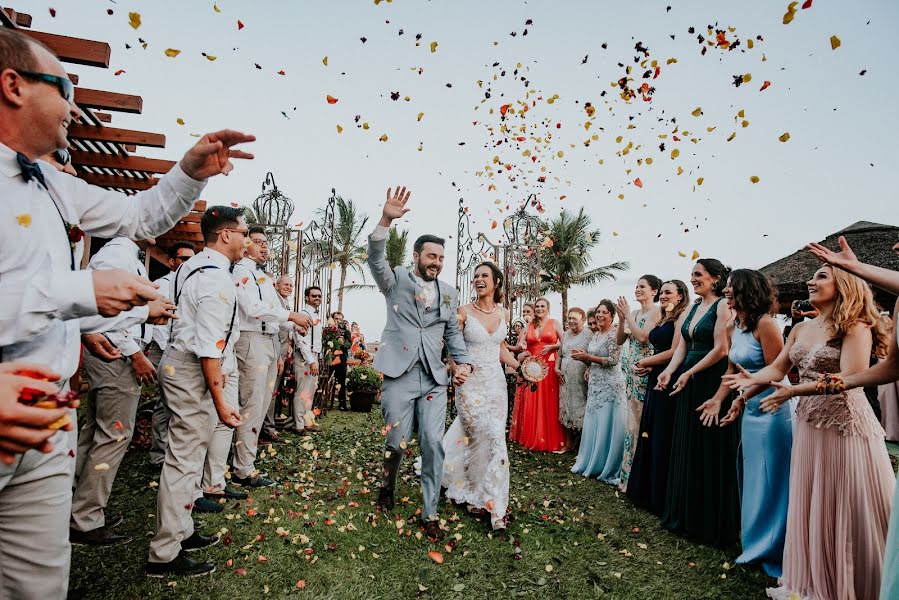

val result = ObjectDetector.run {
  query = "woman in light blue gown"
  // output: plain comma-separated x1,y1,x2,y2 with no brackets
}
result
571,300,626,484
714,269,791,577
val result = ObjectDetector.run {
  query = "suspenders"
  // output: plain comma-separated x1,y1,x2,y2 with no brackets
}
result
173,264,238,351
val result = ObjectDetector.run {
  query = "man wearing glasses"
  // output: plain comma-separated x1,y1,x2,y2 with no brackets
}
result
230,227,311,487
148,242,196,467
292,286,324,434
0,28,254,598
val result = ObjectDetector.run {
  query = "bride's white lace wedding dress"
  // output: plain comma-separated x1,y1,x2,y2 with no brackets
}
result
441,308,510,530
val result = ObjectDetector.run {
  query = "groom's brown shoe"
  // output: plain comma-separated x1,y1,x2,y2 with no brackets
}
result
377,487,395,512
421,519,445,541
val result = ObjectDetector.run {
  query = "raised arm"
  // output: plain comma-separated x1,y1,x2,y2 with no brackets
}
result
368,186,411,295
808,236,899,295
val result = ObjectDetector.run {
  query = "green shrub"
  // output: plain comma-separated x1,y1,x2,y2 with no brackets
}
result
347,365,382,393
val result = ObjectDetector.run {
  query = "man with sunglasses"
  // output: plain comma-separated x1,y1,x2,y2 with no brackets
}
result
291,286,325,434
147,242,196,467
229,227,311,487
0,29,254,599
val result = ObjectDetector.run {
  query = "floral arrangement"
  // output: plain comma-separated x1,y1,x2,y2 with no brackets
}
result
347,365,382,394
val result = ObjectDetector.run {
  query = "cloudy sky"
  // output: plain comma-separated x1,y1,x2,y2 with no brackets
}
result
20,0,898,338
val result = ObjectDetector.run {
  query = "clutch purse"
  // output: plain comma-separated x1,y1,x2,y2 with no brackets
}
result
520,356,549,383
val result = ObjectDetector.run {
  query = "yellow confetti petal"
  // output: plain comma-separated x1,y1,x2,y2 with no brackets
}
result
691,107,703,117
417,112,424,122
163,364,175,376
678,251,687,257
164,48,181,58
379,134,388,142
205,54,217,61
726,131,737,142
213,4,221,13
430,41,438,53
750,175,760,184
670,148,680,159
696,177,704,186
830,35,841,50
336,124,343,133
691,250,700,260
778,132,790,142
742,73,752,83
94,462,110,471
128,11,141,30
15,214,32,227
322,56,328,66
176,118,185,125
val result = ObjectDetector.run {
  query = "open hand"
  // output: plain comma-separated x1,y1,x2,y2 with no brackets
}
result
722,364,756,390
655,370,672,391
180,129,255,180
670,371,692,395
759,381,793,413
806,235,857,270
719,396,745,427
380,186,412,225
696,398,722,427
615,297,630,320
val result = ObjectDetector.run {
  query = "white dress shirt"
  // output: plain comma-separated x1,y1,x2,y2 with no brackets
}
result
295,304,323,365
231,257,290,334
84,238,152,357
151,271,174,350
370,224,436,308
168,248,240,374
0,142,205,378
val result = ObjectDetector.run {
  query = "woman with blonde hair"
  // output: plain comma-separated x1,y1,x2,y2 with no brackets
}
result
724,264,894,600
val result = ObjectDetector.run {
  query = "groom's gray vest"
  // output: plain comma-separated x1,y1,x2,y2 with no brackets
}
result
367,231,471,385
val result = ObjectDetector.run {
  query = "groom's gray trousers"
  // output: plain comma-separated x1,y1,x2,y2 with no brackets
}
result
381,360,447,521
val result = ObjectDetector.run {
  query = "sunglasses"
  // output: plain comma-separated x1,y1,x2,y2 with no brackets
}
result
18,71,75,104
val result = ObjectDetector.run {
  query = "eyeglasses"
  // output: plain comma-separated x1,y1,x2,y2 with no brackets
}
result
18,71,75,104
309,294,322,299
250,238,269,246
173,254,192,262
219,228,248,237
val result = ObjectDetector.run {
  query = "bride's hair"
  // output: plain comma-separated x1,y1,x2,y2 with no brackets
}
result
828,266,889,359
474,261,504,304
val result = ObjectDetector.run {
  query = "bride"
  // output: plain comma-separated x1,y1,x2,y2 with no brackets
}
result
442,262,520,530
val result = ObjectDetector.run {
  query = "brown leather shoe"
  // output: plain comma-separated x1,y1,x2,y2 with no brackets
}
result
421,519,445,541
377,487,395,512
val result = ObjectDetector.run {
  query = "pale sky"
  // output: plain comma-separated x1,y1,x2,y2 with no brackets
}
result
19,0,898,339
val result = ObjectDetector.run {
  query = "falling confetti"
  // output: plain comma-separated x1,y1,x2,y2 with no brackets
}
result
326,95,339,104
128,11,141,30
15,214,32,227
164,48,181,58
830,35,841,50
778,132,790,142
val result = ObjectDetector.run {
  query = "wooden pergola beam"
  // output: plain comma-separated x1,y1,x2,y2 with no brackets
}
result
68,123,165,148
2,8,32,28
74,88,142,114
158,231,205,243
23,31,111,68
77,172,158,190
69,149,176,174
94,112,111,123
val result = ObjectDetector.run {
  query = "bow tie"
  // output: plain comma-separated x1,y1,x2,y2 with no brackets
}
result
16,153,47,188
256,263,265,272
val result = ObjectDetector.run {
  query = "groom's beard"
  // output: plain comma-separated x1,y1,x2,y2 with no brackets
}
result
415,262,440,282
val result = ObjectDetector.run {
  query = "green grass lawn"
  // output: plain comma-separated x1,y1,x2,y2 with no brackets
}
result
69,409,773,599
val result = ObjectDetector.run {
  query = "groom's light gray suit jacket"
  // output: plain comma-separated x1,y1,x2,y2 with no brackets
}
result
368,232,472,385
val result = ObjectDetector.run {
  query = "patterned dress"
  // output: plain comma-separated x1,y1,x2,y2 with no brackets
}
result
558,327,592,430
617,312,654,492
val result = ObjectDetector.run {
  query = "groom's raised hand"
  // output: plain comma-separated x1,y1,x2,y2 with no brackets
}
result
379,186,412,227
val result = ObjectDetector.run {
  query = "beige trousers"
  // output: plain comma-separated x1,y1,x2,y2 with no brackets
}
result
71,347,142,532
146,341,169,466
148,349,216,564
231,332,276,478
292,353,318,430
0,384,76,600
202,371,239,494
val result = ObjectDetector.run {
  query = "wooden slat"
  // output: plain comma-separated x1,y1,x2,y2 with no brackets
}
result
178,212,203,223
23,31,111,68
74,88,142,114
69,149,176,174
166,223,202,234
68,123,165,148
94,112,112,123
158,231,205,243
2,8,32,28
194,200,207,211
123,144,137,153
77,172,159,190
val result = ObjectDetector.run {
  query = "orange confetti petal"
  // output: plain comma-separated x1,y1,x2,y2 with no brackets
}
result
634,177,643,188
326,95,339,104
237,19,245,30
428,551,444,564
216,339,226,350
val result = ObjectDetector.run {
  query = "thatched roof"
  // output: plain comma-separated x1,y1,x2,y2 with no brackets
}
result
760,221,898,309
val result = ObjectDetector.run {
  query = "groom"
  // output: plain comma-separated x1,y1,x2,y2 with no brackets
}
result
368,186,473,540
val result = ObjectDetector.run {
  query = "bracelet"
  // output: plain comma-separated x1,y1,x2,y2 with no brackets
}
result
815,372,846,395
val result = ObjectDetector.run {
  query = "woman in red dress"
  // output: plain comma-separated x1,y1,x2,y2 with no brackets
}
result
510,298,569,451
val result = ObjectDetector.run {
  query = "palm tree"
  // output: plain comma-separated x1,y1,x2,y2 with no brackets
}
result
325,196,371,313
385,226,409,269
539,207,629,319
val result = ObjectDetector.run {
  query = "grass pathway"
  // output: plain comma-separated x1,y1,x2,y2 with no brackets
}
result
69,410,772,599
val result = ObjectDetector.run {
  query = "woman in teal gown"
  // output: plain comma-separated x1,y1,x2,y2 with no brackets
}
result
656,259,740,548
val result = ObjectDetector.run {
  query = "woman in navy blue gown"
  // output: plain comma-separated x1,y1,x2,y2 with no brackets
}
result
626,280,690,515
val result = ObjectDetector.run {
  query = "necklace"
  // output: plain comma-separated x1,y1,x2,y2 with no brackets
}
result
471,301,498,315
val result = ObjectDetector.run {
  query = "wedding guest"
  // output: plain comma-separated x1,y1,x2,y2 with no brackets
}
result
332,311,350,411
627,280,690,515
230,227,310,485
508,302,536,436
292,286,324,434
724,264,894,599
754,236,899,599
570,300,626,482
148,242,195,466
273,274,295,427
713,270,791,577
0,27,252,598
615,275,662,492
657,258,740,548
146,206,245,578
511,298,568,451
557,307,591,442
586,309,598,333
70,237,158,546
